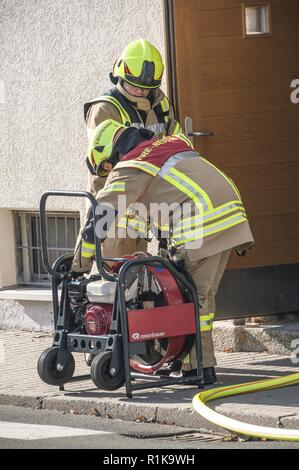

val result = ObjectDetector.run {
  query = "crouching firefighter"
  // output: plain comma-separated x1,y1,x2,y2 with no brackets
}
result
72,119,254,385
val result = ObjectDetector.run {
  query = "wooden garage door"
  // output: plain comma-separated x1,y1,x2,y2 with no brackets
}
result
172,0,299,270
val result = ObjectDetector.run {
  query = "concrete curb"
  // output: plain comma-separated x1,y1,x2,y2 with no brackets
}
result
0,392,229,436
2,389,299,434
214,407,299,430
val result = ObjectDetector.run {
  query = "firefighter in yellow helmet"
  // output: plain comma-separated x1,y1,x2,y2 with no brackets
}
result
84,39,182,197
73,120,254,384
82,41,183,367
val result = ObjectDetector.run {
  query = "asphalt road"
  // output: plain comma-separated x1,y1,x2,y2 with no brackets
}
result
0,405,298,450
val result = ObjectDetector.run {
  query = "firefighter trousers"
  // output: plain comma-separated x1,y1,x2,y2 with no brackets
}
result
182,249,231,369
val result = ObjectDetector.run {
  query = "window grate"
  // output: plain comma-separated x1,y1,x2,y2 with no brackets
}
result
14,211,80,285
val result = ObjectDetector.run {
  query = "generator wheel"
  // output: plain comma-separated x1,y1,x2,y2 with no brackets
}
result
90,351,125,391
37,347,75,386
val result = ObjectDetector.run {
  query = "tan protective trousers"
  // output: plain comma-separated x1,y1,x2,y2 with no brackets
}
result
182,249,231,368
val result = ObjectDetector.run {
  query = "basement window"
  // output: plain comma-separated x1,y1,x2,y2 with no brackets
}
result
14,211,80,285
243,3,271,37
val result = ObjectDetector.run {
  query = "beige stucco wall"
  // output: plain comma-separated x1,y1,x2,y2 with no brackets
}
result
0,0,165,213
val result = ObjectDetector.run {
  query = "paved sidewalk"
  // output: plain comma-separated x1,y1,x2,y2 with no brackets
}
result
1,330,299,436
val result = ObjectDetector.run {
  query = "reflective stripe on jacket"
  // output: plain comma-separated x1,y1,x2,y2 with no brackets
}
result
76,134,254,265
84,88,182,137
112,135,254,256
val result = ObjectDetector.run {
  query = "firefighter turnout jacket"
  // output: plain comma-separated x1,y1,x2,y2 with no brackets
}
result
73,134,254,271
84,82,182,196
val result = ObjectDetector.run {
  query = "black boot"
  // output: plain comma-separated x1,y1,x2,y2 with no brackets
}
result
203,366,217,385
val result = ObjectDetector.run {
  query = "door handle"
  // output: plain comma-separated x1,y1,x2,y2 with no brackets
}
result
189,131,214,137
184,116,214,138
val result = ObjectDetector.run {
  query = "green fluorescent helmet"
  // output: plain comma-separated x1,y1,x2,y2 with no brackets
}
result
112,39,164,89
88,120,125,176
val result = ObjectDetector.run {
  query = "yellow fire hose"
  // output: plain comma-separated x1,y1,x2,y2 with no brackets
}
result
193,373,299,441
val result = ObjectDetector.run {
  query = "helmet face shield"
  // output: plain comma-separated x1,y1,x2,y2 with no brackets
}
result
123,61,162,89
113,39,164,89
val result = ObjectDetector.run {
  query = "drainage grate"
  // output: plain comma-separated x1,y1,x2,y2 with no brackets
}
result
122,431,224,443
158,432,223,443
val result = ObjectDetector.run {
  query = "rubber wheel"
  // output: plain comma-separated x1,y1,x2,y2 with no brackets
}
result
37,347,75,386
90,351,125,391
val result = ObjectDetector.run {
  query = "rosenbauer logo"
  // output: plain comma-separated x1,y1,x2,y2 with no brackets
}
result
131,331,166,341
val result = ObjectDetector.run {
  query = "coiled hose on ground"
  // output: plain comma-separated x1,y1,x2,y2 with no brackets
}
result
193,373,299,441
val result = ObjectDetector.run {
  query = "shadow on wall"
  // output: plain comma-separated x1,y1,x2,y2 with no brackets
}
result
237,327,299,354
213,322,299,355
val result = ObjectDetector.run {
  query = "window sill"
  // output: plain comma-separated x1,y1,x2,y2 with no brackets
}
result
0,287,59,302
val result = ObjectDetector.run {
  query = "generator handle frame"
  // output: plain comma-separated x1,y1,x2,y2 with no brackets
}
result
40,190,120,282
